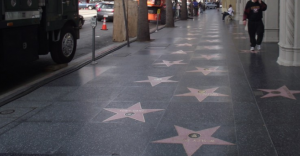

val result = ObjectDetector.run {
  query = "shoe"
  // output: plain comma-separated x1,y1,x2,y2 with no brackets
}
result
256,45,261,50
250,47,255,51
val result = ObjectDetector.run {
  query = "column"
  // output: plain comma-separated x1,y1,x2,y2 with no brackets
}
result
235,0,239,21
239,0,245,24
277,0,300,66
263,0,279,42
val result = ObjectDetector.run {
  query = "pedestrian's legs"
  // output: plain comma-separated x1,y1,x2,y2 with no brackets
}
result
248,21,257,47
222,12,229,20
256,20,265,45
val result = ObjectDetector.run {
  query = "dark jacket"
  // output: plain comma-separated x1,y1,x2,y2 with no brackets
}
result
243,1,267,21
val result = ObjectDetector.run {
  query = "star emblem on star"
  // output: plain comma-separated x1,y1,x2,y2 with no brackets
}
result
103,102,164,122
135,76,178,86
240,50,262,53
196,54,220,60
154,60,187,67
175,43,193,47
187,67,227,75
153,125,234,156
175,87,229,102
258,85,300,100
171,50,193,54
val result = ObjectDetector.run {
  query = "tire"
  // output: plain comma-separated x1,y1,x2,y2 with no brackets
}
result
206,6,208,9
50,26,76,64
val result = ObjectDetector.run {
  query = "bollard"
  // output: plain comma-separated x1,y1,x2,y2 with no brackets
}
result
101,15,108,30
91,16,98,65
155,9,161,33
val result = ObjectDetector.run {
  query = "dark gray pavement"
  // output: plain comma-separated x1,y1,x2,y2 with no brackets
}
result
1,10,300,156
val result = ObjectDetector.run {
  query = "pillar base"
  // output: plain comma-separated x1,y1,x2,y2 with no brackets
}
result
277,45,300,66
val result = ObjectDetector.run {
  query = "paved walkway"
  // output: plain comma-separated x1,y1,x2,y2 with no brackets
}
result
1,10,300,156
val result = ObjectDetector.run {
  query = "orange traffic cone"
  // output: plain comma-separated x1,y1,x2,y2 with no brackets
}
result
101,17,108,30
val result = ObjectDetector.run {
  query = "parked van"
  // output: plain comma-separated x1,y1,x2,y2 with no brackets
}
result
205,2,217,9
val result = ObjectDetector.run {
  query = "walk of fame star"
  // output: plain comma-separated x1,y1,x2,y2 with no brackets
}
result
175,43,193,47
103,102,164,122
187,67,227,75
175,87,228,102
185,38,197,40
171,50,193,54
196,54,220,60
154,60,187,67
200,46,222,50
240,50,261,53
204,35,219,37
258,85,300,100
135,76,178,86
153,125,234,156
234,37,248,39
205,39,220,43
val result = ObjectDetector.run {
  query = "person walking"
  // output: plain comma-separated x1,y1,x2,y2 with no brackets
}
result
222,4,234,20
193,0,198,16
243,0,267,51
216,1,220,11
176,3,180,19
199,2,203,13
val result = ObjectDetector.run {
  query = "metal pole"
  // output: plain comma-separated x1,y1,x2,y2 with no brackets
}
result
122,0,130,47
155,14,159,32
91,26,97,64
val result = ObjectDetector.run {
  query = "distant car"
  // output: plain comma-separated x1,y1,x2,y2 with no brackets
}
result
97,2,114,21
87,0,103,10
79,15,85,29
205,2,217,9
78,2,88,9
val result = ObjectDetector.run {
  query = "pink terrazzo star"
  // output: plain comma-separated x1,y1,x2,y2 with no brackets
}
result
187,67,226,75
187,34,200,36
171,50,193,54
196,54,220,60
103,102,164,122
175,43,193,47
175,87,228,102
234,37,248,39
153,125,234,156
185,38,197,40
240,50,261,53
135,76,177,86
205,39,220,43
204,35,219,37
258,85,300,100
154,60,187,67
202,46,222,50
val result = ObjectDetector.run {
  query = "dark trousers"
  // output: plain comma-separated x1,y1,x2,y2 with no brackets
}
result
194,8,198,16
222,12,229,20
248,20,265,47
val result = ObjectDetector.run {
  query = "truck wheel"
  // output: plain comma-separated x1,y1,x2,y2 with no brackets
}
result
51,26,76,64
160,9,166,25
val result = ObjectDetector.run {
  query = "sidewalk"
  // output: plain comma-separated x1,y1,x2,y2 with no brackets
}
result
1,10,300,156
